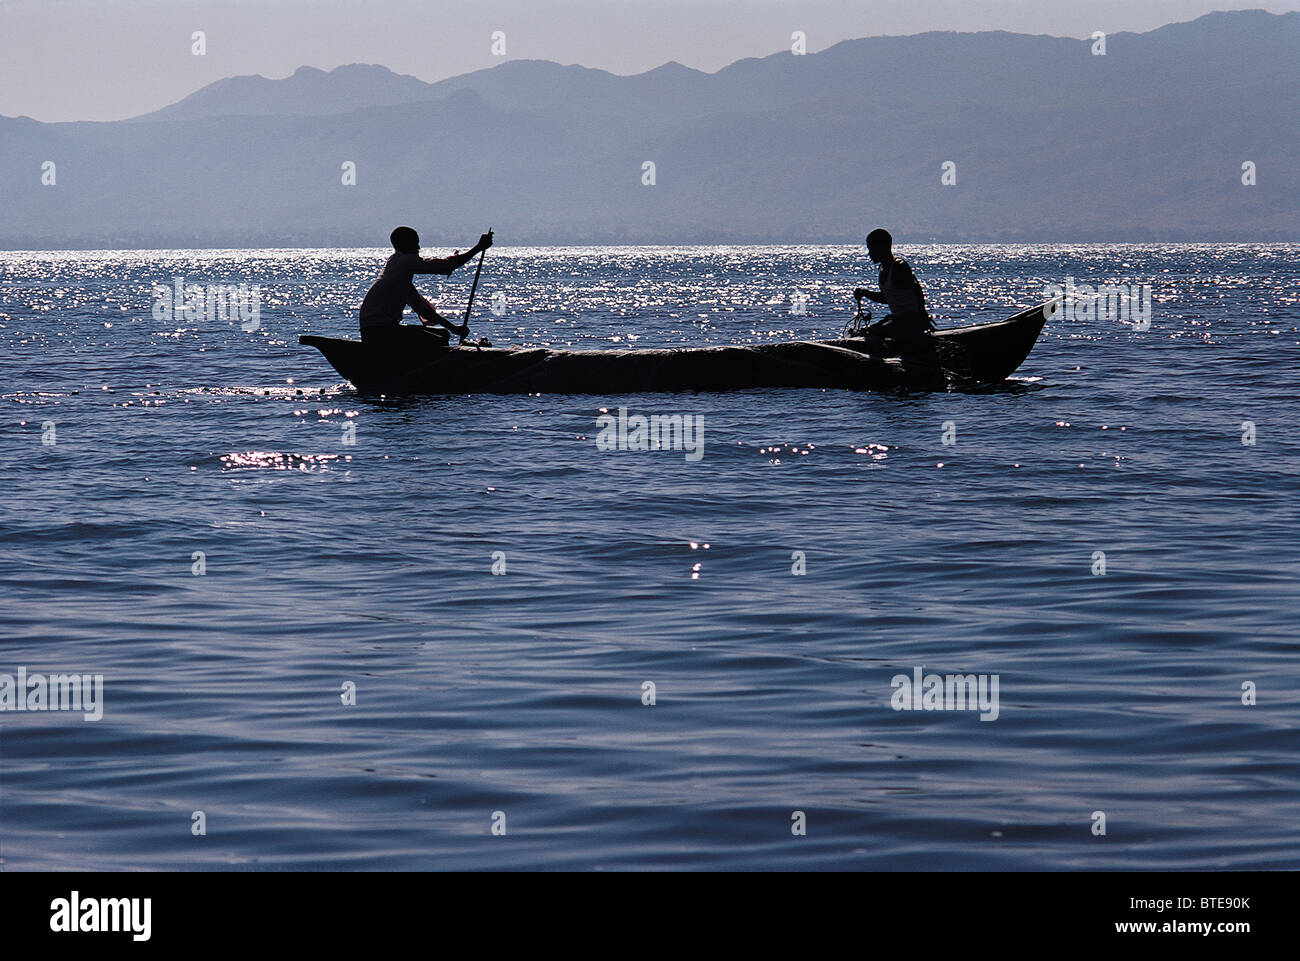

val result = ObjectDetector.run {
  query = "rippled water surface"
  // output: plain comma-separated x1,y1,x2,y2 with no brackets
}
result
2,244,1297,870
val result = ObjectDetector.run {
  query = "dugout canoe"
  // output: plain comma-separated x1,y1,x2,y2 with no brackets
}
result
298,301,1049,395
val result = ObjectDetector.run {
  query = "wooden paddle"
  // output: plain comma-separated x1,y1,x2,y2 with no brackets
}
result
461,228,492,347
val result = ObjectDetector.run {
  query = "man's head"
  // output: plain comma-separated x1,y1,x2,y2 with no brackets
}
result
390,226,420,254
865,228,893,263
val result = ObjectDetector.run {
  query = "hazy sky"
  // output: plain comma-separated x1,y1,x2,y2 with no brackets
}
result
3,0,1298,121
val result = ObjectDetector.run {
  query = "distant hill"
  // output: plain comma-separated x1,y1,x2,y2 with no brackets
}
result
1,10,1296,248
138,64,439,121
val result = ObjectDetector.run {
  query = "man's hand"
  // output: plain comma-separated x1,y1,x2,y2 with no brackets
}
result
476,230,494,252
453,322,469,338
854,287,870,299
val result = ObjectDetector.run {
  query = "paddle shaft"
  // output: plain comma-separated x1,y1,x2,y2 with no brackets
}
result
460,227,491,343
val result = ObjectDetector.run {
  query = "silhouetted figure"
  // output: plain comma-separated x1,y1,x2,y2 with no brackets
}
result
852,228,934,355
359,226,494,346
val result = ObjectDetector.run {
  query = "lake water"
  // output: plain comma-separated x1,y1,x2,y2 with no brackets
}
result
1,243,1297,870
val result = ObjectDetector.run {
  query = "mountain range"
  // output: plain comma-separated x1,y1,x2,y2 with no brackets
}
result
1,10,1296,248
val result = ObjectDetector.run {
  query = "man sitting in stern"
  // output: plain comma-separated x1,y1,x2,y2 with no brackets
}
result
852,227,935,355
359,226,493,346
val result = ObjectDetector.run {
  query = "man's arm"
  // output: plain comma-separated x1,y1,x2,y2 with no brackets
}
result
407,287,466,336
854,286,887,304
412,232,495,275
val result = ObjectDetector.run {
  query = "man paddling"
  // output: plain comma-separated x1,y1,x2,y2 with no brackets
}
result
359,226,493,346
852,228,934,353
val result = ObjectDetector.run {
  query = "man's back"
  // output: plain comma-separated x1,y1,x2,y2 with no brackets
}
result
359,251,456,329
878,256,929,324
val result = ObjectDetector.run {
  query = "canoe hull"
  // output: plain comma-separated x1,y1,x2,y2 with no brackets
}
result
299,302,1048,395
